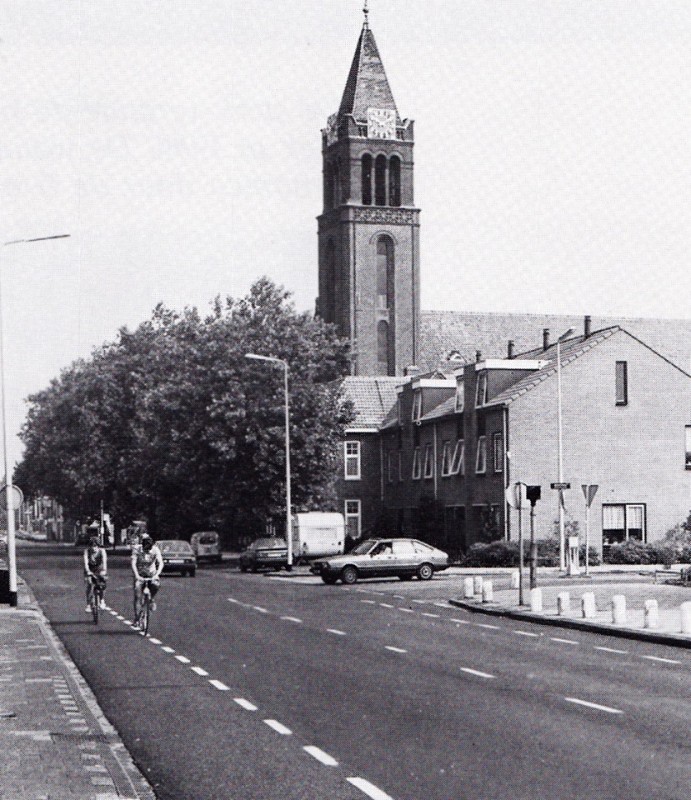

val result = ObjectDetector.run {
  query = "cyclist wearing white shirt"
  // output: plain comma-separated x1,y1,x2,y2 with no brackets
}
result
132,535,163,626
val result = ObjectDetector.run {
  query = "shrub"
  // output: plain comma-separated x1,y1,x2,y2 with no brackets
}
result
604,540,675,565
461,541,519,568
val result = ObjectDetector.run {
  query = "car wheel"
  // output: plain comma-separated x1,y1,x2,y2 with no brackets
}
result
190,569,196,577
251,564,258,573
417,563,433,581
341,566,358,585
321,575,337,585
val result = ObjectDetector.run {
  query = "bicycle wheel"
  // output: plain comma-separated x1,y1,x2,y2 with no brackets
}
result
139,595,150,635
91,587,99,625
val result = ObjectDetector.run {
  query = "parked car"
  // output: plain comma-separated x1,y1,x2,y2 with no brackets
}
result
309,538,449,585
190,530,222,563
157,540,197,576
239,537,288,572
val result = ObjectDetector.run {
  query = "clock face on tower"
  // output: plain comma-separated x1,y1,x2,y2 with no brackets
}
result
367,107,396,140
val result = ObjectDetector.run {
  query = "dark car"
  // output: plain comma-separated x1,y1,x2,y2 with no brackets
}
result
157,540,197,577
239,537,288,572
310,538,449,585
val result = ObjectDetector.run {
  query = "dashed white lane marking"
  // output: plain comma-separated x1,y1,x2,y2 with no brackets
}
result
361,600,376,605
347,776,395,800
123,621,133,627
421,612,440,619
234,697,257,710
433,602,448,608
191,666,209,676
641,655,681,665
450,618,470,625
175,655,191,664
392,595,405,600
228,598,239,603
398,607,415,613
594,646,628,654
327,629,346,636
550,637,579,645
303,746,338,766
264,719,292,735
385,646,407,654
281,616,303,623
411,599,427,605
514,630,539,637
475,623,500,630
565,697,623,714
379,603,394,609
209,680,229,691
253,606,268,613
148,638,162,645
460,667,495,679
161,646,175,654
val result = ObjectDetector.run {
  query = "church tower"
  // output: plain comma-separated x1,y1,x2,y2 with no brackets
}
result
317,8,420,376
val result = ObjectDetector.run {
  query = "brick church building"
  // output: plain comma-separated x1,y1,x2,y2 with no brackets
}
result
315,12,691,556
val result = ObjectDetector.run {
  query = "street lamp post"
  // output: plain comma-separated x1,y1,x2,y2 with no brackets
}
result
556,327,575,573
2,234,70,606
245,354,293,569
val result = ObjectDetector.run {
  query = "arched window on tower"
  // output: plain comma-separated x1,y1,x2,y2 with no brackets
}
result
361,155,372,206
324,239,336,324
375,155,387,206
389,156,401,207
376,235,396,375
377,321,389,375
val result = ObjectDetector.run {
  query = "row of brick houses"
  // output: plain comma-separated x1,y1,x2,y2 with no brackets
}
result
337,317,691,557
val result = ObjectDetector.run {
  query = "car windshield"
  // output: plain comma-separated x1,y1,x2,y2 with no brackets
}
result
159,541,193,554
254,538,286,549
197,533,217,544
350,539,377,555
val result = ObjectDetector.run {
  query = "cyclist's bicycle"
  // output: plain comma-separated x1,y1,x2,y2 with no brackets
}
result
87,574,105,625
135,578,156,635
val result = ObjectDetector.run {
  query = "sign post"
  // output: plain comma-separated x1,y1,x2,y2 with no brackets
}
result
581,484,599,576
525,485,541,589
507,483,528,605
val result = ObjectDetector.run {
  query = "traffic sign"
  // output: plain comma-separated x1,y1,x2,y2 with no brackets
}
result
505,483,529,509
0,485,23,511
581,484,599,507
550,482,571,490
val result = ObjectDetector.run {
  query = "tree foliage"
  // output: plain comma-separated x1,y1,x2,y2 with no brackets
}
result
16,278,352,544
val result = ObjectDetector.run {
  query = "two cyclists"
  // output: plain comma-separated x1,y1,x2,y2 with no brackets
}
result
131,534,163,628
83,535,108,612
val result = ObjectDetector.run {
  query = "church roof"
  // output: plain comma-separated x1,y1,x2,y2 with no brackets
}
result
338,25,400,124
340,376,401,430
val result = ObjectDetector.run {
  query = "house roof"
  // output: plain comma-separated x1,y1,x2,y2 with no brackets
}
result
340,376,401,430
337,24,401,125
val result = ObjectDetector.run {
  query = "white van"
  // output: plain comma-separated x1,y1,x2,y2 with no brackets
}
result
291,513,345,561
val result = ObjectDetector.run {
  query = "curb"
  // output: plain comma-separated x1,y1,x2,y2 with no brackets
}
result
448,598,691,650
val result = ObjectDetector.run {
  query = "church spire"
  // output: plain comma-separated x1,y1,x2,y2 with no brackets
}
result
363,0,369,30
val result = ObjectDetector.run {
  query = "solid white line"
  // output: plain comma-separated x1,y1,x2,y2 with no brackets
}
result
451,618,471,625
264,719,292,735
303,746,338,766
327,628,346,636
641,655,681,665
191,666,208,676
347,777,395,800
514,630,539,637
398,607,415,613
379,603,393,609
161,646,175,654
234,697,257,710
209,680,229,691
475,623,500,630
253,606,268,613
564,697,623,714
550,637,579,645
421,612,440,618
460,667,495,679
594,646,628,654
280,616,302,623
385,646,407,653
175,655,191,664
148,638,162,645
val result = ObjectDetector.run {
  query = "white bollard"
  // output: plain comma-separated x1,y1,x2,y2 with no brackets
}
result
510,570,520,589
681,601,691,634
612,594,627,625
482,579,493,603
581,592,596,619
473,575,484,597
529,587,543,613
464,577,474,599
644,599,659,629
557,591,571,616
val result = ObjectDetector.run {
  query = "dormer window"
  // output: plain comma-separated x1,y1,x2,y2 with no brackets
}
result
455,379,465,413
475,372,488,407
411,390,422,422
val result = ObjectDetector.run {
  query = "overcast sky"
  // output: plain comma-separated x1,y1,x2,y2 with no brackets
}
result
3,0,691,466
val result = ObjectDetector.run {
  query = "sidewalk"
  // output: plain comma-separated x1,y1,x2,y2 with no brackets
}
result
0,576,157,800
450,571,691,649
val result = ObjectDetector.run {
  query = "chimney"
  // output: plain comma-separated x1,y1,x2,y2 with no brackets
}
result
404,365,421,377
507,340,514,359
475,350,482,363
584,315,592,338
543,328,550,351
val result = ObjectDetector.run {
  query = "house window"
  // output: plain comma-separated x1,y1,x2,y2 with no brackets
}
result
475,372,488,407
344,441,361,480
685,425,691,469
387,451,393,483
440,441,452,476
450,439,465,475
412,447,421,480
602,503,646,548
475,436,487,474
412,390,422,422
455,379,464,413
345,499,361,540
615,361,628,405
492,432,503,473
423,444,434,479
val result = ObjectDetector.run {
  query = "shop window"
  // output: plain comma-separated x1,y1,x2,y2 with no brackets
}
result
602,504,646,548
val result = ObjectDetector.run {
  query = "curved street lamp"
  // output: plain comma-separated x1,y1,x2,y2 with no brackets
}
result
556,327,575,572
